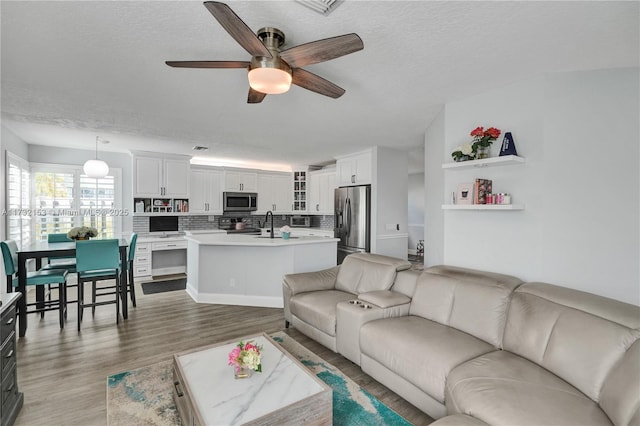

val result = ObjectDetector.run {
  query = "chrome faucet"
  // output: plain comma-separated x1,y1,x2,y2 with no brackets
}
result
265,210,274,239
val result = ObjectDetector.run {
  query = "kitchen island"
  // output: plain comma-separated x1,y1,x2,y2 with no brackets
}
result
185,233,338,308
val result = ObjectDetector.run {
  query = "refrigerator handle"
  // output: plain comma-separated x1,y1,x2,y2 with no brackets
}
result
346,197,351,238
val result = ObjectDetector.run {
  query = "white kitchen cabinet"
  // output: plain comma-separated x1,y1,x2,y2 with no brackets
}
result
308,169,336,214
224,170,258,192
257,173,292,214
190,167,223,214
133,153,190,198
336,150,372,186
292,170,307,212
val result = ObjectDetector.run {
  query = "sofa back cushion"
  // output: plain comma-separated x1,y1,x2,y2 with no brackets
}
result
335,253,411,294
503,282,640,406
409,265,523,348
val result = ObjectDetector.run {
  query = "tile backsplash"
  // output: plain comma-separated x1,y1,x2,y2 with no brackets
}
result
132,214,334,235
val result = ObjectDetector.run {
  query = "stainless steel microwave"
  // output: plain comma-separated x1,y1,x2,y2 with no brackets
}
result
223,192,257,212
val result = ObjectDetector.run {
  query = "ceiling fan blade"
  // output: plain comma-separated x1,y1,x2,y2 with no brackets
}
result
165,61,250,69
292,68,345,99
248,87,267,104
280,33,363,68
204,2,272,58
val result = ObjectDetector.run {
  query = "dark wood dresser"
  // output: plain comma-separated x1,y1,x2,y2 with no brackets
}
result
1,293,22,426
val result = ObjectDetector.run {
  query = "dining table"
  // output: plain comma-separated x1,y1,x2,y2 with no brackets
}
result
16,238,129,337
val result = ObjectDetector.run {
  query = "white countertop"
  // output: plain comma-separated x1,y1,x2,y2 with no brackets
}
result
185,233,339,247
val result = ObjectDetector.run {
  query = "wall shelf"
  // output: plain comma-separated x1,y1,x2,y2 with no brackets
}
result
442,155,525,170
442,204,525,211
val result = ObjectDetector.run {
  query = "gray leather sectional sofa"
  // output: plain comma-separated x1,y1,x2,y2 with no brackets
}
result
282,253,640,426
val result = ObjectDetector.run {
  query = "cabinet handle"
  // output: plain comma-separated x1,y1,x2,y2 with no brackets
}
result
5,349,13,358
5,317,14,326
351,175,355,184
174,380,184,397
316,204,319,211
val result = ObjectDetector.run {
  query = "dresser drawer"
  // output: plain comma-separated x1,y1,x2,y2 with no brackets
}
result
0,335,16,380
0,306,16,344
1,365,18,411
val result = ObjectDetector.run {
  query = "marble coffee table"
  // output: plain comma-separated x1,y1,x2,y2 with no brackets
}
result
173,333,332,425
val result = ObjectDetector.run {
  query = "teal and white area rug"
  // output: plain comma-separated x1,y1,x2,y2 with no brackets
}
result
107,331,411,425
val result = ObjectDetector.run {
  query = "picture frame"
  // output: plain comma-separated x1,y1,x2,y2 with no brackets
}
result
456,183,474,205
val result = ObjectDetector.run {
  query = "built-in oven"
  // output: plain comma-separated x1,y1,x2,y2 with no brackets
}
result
223,192,258,212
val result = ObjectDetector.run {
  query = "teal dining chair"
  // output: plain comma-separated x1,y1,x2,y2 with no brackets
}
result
43,233,77,272
125,233,138,307
75,239,120,331
1,240,68,329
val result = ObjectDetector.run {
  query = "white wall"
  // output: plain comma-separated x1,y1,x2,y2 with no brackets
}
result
408,172,424,254
1,126,30,297
428,68,639,305
424,108,445,266
372,146,408,259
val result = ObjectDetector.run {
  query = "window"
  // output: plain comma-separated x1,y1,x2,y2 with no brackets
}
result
31,163,122,241
6,152,31,249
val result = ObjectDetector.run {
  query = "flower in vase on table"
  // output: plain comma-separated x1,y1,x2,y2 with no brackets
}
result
228,340,263,373
67,226,98,240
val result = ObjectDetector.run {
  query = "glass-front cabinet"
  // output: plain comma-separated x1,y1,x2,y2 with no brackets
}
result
293,170,307,212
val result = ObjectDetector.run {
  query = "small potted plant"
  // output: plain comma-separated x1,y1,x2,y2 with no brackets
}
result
280,225,291,240
67,226,98,240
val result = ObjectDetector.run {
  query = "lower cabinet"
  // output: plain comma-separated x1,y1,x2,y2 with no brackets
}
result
1,293,22,426
133,238,188,280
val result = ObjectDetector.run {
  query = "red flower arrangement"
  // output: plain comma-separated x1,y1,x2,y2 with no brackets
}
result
470,126,501,159
452,126,502,162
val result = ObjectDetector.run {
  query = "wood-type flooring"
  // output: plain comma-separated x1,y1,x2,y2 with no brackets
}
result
13,279,433,425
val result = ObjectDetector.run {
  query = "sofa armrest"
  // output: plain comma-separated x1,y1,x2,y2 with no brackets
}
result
283,266,340,326
283,266,339,296
358,290,411,309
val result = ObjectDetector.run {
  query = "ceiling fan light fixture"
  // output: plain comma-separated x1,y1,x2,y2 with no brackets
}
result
248,67,292,95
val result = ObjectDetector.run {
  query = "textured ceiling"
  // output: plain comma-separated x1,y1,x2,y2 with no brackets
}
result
1,1,638,172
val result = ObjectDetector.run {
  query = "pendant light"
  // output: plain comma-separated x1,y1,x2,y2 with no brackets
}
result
83,136,109,179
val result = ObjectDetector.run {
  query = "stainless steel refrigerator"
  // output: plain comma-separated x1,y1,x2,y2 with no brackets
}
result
334,185,371,264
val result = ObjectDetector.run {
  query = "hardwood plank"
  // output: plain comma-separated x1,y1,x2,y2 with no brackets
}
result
14,280,433,425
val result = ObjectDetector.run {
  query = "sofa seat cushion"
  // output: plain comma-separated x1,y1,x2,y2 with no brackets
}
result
360,316,495,403
290,290,355,336
446,350,613,426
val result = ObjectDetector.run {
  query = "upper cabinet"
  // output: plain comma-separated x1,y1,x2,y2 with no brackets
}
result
224,170,258,192
336,151,372,186
292,170,307,212
308,169,336,215
257,173,293,214
133,153,190,198
190,167,224,214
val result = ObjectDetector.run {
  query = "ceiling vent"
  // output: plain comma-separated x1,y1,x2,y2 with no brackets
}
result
295,0,343,16
192,145,209,151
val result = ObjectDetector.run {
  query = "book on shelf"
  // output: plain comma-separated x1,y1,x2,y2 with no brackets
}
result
474,179,492,204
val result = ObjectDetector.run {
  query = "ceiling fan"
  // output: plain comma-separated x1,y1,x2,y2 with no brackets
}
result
165,1,364,104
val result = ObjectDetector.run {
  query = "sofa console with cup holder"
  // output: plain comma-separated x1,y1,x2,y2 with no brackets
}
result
283,253,640,426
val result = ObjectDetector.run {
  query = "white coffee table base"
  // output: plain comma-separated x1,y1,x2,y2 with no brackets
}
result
173,333,332,425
